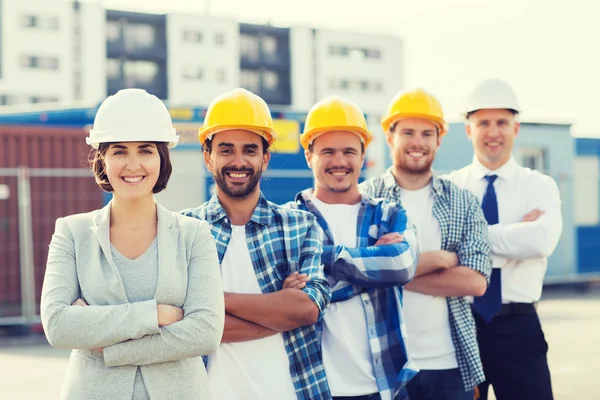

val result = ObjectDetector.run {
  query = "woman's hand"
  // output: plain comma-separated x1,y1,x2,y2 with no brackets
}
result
157,304,184,327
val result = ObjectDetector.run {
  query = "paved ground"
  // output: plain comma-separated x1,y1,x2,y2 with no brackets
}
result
1,284,600,399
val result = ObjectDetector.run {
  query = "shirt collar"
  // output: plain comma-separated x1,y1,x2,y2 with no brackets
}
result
295,188,371,208
470,154,518,181
205,191,273,226
382,167,444,197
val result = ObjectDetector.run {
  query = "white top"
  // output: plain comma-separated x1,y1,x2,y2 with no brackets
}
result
446,155,563,303
310,196,379,396
207,225,296,400
399,185,457,370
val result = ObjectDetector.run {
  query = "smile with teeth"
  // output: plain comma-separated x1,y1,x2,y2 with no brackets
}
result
122,176,145,183
228,172,249,178
407,151,425,158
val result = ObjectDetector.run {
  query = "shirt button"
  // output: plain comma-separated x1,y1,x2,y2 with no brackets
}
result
224,218,229,223
221,235,227,241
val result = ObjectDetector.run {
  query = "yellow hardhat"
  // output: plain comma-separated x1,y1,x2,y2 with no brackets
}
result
198,88,277,146
300,96,372,150
382,88,448,136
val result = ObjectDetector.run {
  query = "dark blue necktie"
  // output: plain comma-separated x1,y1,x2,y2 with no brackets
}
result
473,174,502,322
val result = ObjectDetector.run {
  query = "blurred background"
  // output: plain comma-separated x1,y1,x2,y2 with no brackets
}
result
0,0,599,398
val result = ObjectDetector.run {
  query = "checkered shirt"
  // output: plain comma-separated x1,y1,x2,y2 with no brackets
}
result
287,189,419,400
182,192,332,400
360,169,492,391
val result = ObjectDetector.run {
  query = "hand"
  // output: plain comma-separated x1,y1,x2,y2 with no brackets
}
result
283,272,310,290
522,209,545,222
436,250,459,269
375,232,404,246
72,298,88,307
157,304,184,327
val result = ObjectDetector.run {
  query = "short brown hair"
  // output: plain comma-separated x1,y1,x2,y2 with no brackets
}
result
90,142,172,193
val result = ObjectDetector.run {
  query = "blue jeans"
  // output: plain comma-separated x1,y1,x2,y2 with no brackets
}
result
406,368,473,400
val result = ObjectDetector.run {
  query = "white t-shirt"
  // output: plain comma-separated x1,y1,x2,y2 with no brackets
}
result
310,196,379,396
207,225,296,400
399,185,458,370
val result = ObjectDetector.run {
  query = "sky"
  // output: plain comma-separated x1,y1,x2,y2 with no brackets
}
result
99,0,599,136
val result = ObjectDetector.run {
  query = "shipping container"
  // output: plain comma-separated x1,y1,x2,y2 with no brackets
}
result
0,125,104,322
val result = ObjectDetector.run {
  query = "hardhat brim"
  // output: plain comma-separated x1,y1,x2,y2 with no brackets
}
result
461,106,521,118
198,124,277,146
86,129,179,149
300,126,373,150
382,113,448,136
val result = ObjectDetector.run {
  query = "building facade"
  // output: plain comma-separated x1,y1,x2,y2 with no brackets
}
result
0,0,404,115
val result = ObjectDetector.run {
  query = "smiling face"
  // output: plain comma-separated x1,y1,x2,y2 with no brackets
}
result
203,129,270,200
466,108,520,170
386,117,441,175
305,130,365,198
101,142,162,201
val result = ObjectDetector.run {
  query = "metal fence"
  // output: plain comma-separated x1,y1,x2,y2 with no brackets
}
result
0,166,102,327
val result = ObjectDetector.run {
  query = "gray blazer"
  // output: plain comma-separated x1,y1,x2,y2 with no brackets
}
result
41,202,224,400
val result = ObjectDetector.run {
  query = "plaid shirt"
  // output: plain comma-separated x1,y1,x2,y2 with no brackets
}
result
360,169,492,391
287,189,419,400
182,193,332,400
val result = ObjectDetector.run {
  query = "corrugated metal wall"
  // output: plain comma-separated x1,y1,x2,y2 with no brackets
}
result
0,126,103,318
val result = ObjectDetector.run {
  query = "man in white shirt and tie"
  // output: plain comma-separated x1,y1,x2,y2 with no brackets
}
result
447,78,562,400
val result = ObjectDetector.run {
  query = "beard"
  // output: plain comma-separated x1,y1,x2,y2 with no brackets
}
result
396,153,435,175
214,165,262,199
326,184,352,193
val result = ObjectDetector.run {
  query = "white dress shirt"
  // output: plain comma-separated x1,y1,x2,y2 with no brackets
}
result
446,155,563,303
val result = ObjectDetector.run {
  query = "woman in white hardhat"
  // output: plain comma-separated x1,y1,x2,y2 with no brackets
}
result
40,89,224,400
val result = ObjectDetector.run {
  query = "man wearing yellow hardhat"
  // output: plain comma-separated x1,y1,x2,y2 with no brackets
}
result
360,88,492,400
447,79,562,400
286,95,418,400
182,88,332,400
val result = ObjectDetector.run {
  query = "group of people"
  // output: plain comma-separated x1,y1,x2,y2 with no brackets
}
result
40,78,562,400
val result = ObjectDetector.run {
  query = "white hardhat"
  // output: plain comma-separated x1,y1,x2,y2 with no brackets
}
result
87,89,179,149
462,78,521,117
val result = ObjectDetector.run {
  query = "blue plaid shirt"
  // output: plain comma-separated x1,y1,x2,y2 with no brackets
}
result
182,192,332,400
287,189,419,400
360,169,492,391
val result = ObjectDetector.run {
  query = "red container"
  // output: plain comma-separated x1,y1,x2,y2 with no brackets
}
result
0,125,104,318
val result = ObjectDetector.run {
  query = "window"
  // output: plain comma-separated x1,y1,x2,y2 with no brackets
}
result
240,34,260,62
520,148,547,173
124,23,156,51
106,20,121,42
241,70,260,93
183,66,204,81
20,15,59,30
21,15,37,28
183,30,203,43
329,45,381,60
30,96,59,103
215,33,225,46
20,55,59,70
364,48,382,59
329,45,349,56
263,71,279,90
106,58,121,79
262,35,278,61
330,78,349,90
0,95,13,106
124,60,158,87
